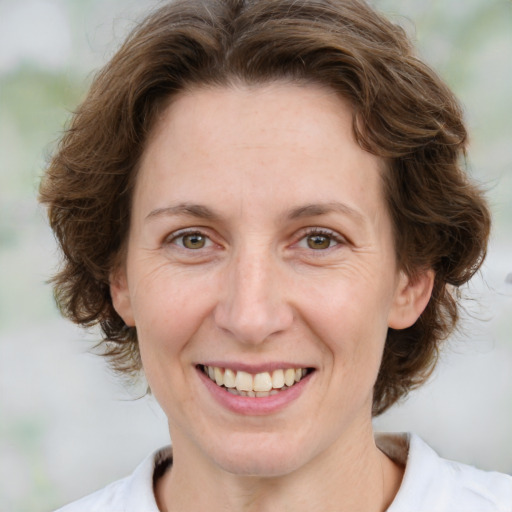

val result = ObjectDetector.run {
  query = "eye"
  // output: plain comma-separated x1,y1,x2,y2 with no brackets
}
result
168,230,213,250
182,233,207,249
296,229,344,250
305,234,333,250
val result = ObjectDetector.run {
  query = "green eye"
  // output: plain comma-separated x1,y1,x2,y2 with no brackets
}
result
182,233,206,249
306,234,332,250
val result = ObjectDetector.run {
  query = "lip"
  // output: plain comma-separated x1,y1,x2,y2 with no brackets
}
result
196,365,314,416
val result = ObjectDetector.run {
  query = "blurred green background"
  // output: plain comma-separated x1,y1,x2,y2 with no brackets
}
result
0,0,511,510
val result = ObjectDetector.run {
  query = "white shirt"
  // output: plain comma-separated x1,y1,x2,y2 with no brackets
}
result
55,433,512,512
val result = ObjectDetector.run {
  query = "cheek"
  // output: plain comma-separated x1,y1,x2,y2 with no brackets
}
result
131,273,216,408
132,275,196,345
130,268,215,356
299,270,393,334
297,275,392,373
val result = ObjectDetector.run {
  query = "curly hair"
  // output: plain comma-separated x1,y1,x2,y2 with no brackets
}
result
40,0,490,415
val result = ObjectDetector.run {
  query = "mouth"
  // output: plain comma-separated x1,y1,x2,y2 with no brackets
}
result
199,365,314,398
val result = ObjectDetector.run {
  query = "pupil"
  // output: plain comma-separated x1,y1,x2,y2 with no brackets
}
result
307,235,330,250
184,234,205,249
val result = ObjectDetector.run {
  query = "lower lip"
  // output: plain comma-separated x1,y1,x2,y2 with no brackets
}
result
197,368,313,415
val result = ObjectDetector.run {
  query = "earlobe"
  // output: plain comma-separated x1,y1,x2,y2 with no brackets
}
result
388,269,434,330
110,268,135,327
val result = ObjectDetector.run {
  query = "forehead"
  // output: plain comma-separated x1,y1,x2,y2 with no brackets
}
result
134,82,387,223
147,82,357,156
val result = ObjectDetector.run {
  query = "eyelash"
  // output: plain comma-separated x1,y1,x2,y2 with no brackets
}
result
164,227,347,252
165,228,214,250
295,227,347,251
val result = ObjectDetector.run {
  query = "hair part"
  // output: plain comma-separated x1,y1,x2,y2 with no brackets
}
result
40,0,490,415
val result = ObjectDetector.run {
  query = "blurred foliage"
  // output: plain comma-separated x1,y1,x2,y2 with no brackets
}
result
0,67,85,328
0,418,58,510
0,67,84,197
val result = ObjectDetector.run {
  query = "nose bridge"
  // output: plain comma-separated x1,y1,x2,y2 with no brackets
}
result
214,242,293,344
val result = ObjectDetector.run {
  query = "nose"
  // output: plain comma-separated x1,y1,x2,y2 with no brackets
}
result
213,248,294,345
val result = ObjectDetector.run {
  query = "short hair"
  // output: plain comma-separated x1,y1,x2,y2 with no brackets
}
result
40,0,490,415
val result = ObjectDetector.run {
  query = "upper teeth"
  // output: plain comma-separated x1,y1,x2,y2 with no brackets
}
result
204,366,308,393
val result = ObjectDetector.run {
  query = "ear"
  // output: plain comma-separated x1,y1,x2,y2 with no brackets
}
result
110,267,135,327
388,269,434,330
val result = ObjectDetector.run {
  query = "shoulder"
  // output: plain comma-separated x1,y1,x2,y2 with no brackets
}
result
54,446,172,512
54,477,130,512
377,433,512,512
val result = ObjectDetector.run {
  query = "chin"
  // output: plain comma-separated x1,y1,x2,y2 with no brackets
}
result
208,432,310,477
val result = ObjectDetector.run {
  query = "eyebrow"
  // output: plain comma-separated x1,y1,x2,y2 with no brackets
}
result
145,201,366,225
286,202,366,224
145,203,221,222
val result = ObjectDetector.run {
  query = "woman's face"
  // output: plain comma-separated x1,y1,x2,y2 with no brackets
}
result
112,83,429,476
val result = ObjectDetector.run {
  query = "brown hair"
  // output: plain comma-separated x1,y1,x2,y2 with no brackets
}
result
40,0,490,415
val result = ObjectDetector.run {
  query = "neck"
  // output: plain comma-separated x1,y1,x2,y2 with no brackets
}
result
156,422,403,512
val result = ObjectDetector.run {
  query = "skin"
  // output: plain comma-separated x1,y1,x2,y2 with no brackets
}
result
111,83,433,512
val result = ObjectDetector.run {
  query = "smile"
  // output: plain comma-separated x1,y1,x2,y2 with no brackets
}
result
200,365,312,397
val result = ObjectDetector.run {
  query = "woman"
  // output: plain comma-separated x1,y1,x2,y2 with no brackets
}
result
40,0,511,510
